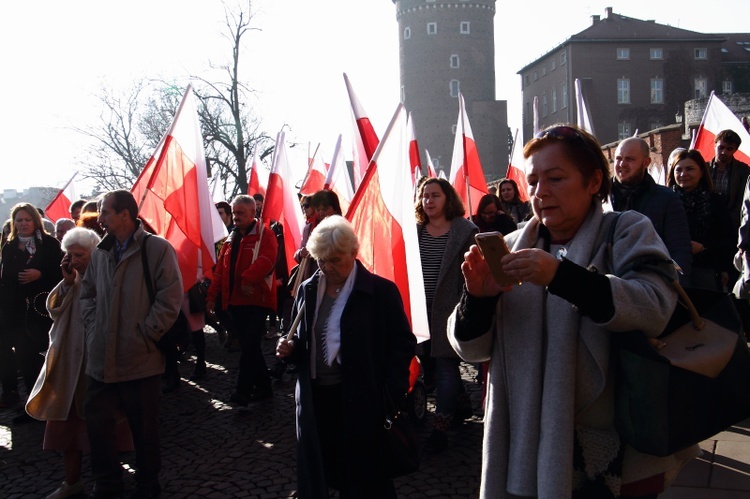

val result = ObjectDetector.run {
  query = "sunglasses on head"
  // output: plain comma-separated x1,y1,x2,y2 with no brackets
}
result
534,125,585,142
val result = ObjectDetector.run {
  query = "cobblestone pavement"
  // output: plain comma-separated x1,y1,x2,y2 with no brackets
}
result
0,328,484,498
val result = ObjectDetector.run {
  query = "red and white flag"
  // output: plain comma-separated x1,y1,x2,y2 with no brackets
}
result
425,149,437,178
132,84,227,291
449,93,489,216
691,91,750,165
323,134,354,215
263,131,305,275
407,112,423,182
299,146,328,196
248,150,266,197
344,73,380,190
506,129,530,202
45,171,78,223
346,104,428,342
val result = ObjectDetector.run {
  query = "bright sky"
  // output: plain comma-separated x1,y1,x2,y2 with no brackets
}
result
1,0,748,194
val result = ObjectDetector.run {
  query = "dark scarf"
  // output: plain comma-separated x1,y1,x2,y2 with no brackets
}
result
610,174,654,211
675,185,712,242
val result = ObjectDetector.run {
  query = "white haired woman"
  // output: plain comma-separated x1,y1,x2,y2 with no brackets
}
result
276,215,416,498
26,228,133,499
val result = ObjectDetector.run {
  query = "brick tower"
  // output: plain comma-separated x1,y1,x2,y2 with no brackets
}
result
392,0,508,181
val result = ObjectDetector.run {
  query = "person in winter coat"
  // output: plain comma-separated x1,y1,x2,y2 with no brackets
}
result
276,215,415,498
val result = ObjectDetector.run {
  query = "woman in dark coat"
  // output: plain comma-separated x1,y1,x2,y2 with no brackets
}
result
0,203,63,422
498,178,532,224
276,215,416,499
667,149,735,290
471,194,517,235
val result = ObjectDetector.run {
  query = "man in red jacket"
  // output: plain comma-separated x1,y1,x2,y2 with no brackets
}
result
207,195,278,406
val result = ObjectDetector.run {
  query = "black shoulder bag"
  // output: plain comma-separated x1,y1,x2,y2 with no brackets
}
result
605,213,750,456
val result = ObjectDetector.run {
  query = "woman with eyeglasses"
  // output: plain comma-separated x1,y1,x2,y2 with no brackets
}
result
498,178,532,225
448,124,697,498
471,194,517,235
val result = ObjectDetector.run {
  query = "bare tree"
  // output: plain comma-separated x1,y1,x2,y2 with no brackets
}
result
192,0,275,198
76,0,275,198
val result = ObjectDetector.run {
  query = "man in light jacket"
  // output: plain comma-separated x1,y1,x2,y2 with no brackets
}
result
80,190,183,499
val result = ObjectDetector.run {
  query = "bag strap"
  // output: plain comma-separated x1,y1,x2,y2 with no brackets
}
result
604,212,704,331
140,233,155,306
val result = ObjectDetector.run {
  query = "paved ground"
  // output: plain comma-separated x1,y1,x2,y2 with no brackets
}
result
1,327,748,498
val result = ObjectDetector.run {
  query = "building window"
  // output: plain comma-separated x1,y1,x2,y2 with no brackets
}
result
451,124,457,134
450,79,460,98
723,80,733,94
400,85,405,103
550,59,556,71
427,22,437,35
404,27,411,40
525,102,532,124
695,77,708,99
617,78,630,104
649,48,663,60
552,88,557,113
617,48,630,60
542,93,548,117
450,54,460,68
618,121,632,140
561,82,568,108
541,66,546,77
524,74,530,86
533,71,538,81
460,21,470,34
560,51,567,65
650,78,664,104
694,48,707,60
650,121,664,130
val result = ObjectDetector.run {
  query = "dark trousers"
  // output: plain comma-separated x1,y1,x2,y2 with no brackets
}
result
228,305,270,396
85,375,162,492
0,322,46,394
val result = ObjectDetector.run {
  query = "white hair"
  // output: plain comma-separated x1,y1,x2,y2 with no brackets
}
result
61,227,101,252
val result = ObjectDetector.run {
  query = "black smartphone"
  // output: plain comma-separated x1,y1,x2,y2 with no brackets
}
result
474,232,516,286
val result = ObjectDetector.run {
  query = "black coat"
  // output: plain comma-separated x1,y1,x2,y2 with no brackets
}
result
288,261,416,498
0,233,63,326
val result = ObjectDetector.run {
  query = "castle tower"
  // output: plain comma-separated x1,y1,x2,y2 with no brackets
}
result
392,0,507,181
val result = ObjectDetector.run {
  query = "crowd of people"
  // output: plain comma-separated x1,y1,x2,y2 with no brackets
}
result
1,124,750,498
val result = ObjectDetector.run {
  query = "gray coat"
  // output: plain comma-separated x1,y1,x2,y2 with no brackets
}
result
448,207,693,498
421,216,477,358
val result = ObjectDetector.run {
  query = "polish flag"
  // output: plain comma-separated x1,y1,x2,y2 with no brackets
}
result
691,91,750,165
344,73,380,189
132,84,227,291
346,104,428,342
425,149,437,178
262,131,305,275
248,150,266,197
407,112,423,181
506,129,530,202
323,134,354,215
449,93,489,217
299,146,328,196
45,172,78,223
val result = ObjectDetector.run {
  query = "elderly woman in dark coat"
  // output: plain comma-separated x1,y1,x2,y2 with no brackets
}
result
276,215,416,499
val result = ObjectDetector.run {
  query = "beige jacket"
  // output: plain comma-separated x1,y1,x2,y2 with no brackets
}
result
80,224,183,383
26,278,87,421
